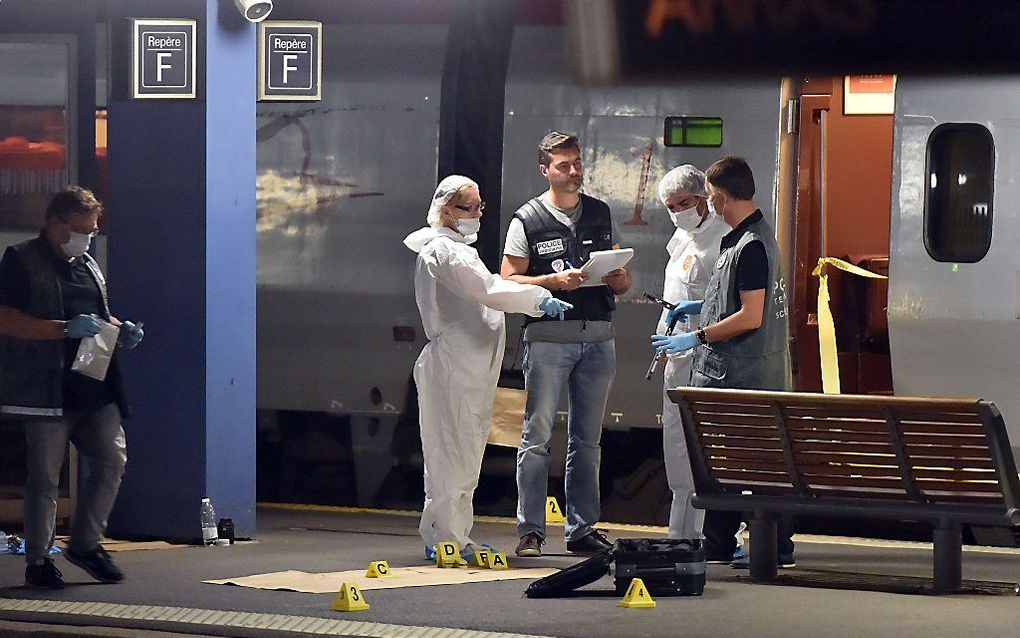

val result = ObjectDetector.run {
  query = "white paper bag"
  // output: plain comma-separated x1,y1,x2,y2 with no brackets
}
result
70,319,119,381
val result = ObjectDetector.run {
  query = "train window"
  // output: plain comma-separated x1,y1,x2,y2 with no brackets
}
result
663,116,723,147
924,123,994,263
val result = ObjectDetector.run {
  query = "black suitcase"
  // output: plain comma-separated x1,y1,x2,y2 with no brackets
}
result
613,538,705,596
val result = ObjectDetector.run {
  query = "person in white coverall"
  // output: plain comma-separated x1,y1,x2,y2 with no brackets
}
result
403,175,572,559
656,165,728,540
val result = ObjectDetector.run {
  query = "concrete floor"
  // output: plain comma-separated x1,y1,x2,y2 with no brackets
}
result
2,506,1020,638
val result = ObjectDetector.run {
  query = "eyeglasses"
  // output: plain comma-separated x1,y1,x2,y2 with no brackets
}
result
454,202,485,213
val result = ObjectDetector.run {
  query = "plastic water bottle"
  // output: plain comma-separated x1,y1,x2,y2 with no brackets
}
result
0,531,8,555
200,498,218,546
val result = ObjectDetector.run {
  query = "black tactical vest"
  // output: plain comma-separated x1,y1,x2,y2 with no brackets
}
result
515,194,616,323
691,215,791,391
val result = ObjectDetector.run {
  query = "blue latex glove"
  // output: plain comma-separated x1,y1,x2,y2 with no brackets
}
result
651,331,698,355
667,300,704,324
539,298,573,320
65,314,101,339
117,321,145,349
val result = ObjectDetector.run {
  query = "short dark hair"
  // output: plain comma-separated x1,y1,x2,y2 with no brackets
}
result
706,156,755,201
538,131,579,167
45,186,103,220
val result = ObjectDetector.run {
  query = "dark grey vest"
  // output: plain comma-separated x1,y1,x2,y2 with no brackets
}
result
515,193,616,323
0,236,125,418
691,216,792,391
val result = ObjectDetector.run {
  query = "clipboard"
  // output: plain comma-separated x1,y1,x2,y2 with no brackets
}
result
578,248,634,287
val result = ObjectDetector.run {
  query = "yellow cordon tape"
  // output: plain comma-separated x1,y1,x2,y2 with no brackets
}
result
811,257,888,394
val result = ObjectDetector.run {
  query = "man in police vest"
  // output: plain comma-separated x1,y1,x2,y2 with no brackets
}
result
651,156,794,566
501,131,631,557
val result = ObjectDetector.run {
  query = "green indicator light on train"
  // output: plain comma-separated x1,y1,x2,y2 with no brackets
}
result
663,116,723,148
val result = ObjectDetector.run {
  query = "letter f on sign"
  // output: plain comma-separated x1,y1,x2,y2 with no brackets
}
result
282,54,298,84
156,52,172,82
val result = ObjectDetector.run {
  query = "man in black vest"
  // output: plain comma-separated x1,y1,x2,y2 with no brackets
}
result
501,131,631,557
651,156,795,567
0,187,144,589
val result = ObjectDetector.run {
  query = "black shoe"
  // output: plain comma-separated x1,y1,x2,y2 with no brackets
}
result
515,532,544,557
566,529,613,555
66,545,124,583
25,559,64,589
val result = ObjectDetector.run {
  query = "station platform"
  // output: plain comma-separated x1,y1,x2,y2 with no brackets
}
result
2,505,1019,638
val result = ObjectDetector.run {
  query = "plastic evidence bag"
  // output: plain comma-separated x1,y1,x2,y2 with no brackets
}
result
71,319,119,381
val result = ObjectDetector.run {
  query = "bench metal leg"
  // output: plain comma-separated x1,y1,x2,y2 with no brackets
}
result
933,519,962,594
749,513,778,581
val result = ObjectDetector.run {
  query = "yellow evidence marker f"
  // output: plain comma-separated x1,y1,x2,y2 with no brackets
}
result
545,496,565,524
331,582,370,612
436,541,467,568
365,560,392,578
619,578,656,609
486,552,509,570
470,550,490,567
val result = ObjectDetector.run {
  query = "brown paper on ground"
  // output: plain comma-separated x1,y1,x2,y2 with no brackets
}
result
204,565,558,593
488,387,526,448
55,537,189,552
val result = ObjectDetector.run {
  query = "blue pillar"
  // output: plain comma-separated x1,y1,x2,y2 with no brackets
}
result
105,0,257,541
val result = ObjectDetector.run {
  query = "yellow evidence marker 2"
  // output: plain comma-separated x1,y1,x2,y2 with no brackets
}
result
486,552,509,570
365,560,392,578
545,496,565,524
331,581,370,612
436,541,467,568
619,578,656,609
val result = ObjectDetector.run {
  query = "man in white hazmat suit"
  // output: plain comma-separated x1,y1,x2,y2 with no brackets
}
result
656,165,728,540
403,175,572,559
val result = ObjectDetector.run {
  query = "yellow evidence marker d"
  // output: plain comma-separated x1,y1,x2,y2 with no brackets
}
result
545,496,565,524
331,582,370,612
486,552,509,570
436,541,467,568
365,560,392,578
470,549,490,567
619,578,656,609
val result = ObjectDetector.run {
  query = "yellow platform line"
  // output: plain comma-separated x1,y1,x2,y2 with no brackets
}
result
258,502,1020,555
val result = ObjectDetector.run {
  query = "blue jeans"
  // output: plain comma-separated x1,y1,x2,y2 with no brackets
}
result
23,403,127,564
516,339,615,541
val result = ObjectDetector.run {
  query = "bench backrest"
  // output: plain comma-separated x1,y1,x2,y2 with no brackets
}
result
668,388,1020,517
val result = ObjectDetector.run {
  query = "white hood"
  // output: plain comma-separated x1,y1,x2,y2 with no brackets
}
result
403,226,475,253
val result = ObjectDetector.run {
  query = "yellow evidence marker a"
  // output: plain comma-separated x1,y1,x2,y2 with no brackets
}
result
331,582,370,612
545,496,565,524
470,549,490,567
365,560,392,578
436,541,467,568
619,578,656,609
486,552,509,570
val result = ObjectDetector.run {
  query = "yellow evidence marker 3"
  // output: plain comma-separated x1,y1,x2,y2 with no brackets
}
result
331,582,370,612
365,560,392,578
545,496,565,524
619,578,656,609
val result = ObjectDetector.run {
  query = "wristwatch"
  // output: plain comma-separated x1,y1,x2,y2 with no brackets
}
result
695,328,708,345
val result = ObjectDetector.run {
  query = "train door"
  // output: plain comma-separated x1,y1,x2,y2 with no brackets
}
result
784,76,895,394
0,34,80,524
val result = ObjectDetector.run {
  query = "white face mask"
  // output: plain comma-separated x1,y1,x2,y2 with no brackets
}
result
669,206,702,232
62,231,93,258
456,217,481,236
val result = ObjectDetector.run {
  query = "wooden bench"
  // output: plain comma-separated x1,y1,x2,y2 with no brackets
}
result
667,387,1020,593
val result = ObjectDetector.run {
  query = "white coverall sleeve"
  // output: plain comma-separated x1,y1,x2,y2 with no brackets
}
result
439,244,551,316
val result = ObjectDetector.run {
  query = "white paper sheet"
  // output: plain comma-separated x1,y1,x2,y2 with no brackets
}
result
578,248,634,287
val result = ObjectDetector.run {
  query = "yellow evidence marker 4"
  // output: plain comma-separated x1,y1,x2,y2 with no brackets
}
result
619,578,656,609
545,496,565,524
436,541,467,568
365,560,392,578
331,582,370,612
